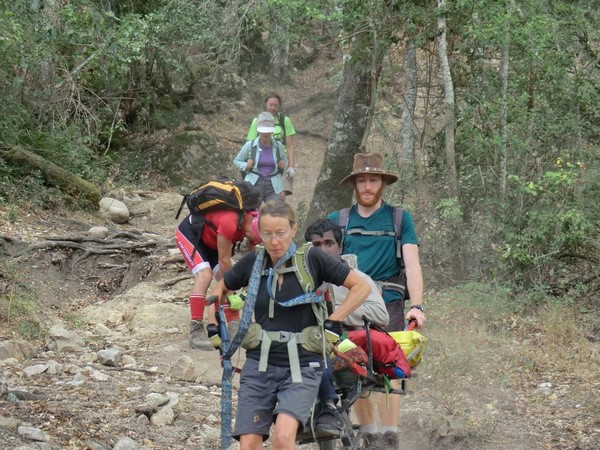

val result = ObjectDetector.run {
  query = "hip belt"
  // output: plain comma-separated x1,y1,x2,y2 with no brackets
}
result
241,323,328,383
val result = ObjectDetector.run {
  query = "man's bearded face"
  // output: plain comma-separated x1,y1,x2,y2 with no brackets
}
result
354,174,384,207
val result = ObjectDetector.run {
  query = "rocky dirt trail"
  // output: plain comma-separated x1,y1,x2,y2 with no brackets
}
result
1,194,599,450
1,57,599,450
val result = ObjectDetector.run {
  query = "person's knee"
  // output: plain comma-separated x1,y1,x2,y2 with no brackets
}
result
239,435,263,450
239,442,262,450
193,268,212,289
356,395,375,409
270,429,296,450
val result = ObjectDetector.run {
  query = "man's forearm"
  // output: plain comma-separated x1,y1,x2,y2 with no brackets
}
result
406,265,423,306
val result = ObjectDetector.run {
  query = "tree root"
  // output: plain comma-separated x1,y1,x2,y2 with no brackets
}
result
162,275,193,287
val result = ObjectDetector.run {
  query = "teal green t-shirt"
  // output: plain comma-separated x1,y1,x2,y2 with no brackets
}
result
328,203,418,302
247,113,296,149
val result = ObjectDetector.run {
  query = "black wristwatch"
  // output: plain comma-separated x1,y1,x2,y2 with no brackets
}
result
409,304,425,312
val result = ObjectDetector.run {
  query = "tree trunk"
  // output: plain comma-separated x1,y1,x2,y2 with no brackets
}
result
499,29,509,202
359,24,385,151
270,23,290,83
0,146,101,208
401,40,417,164
437,0,464,280
437,0,459,200
304,59,373,228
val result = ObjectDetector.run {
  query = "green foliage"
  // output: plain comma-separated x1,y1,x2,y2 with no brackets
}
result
0,157,92,211
1,0,286,207
17,319,43,340
437,282,514,325
0,0,598,306
0,261,42,340
499,155,599,293
411,0,600,298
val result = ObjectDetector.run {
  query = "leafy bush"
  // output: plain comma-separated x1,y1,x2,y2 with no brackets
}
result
500,155,599,296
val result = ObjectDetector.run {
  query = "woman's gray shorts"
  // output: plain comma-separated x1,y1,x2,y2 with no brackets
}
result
233,357,323,441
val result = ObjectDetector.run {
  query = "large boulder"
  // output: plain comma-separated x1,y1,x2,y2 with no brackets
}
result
0,340,36,362
99,197,129,224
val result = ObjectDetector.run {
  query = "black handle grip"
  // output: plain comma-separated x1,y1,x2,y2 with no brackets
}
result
205,295,219,305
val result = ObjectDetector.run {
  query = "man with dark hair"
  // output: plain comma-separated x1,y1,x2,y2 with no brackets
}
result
305,219,389,330
328,153,426,449
303,218,389,439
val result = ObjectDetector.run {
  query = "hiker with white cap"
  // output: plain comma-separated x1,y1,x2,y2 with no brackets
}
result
235,111,287,203
246,92,297,201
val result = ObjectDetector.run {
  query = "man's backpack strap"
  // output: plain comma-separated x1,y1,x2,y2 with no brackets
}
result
338,207,351,230
345,229,396,237
393,207,404,262
175,194,189,220
337,205,404,264
190,215,206,260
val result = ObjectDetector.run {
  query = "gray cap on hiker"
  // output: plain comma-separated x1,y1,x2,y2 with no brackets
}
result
257,112,276,133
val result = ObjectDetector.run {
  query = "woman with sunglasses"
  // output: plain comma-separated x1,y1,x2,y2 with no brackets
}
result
207,200,370,450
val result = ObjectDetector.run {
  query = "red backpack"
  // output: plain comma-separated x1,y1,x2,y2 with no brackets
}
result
347,328,411,379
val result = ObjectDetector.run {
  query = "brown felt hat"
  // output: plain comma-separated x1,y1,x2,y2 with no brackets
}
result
340,153,398,185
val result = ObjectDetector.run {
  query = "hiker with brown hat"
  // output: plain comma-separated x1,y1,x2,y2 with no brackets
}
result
328,152,426,450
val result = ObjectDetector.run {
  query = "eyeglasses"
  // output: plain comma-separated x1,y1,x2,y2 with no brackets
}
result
260,230,291,242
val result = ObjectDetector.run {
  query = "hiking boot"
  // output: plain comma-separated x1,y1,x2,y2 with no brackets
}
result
380,431,400,449
314,404,344,437
359,432,382,450
227,320,239,339
189,320,212,350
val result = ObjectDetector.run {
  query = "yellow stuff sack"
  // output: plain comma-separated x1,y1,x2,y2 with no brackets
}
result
388,330,427,368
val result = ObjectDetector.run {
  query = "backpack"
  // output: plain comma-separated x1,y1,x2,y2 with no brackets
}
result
240,138,285,179
244,243,330,382
347,326,412,379
388,329,427,368
176,177,261,220
275,112,287,144
175,178,261,257
336,206,409,300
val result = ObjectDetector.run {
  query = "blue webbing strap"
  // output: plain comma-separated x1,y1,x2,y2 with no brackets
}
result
218,245,264,450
